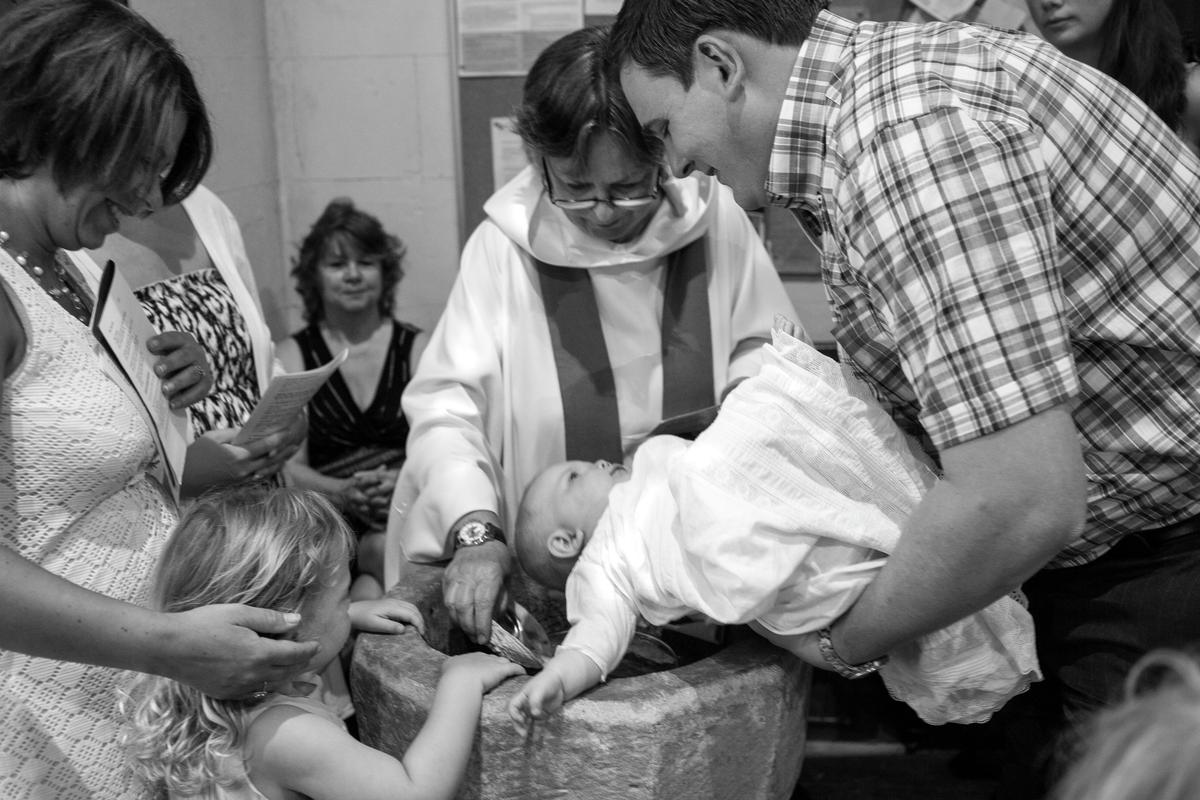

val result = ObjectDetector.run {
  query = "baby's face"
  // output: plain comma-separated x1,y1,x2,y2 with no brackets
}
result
528,459,630,535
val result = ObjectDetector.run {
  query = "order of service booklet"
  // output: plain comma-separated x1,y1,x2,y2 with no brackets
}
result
232,347,348,447
91,259,190,496
91,258,349,496
168,345,346,494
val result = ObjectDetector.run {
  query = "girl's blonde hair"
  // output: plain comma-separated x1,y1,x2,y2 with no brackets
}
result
1053,649,1200,800
119,486,355,795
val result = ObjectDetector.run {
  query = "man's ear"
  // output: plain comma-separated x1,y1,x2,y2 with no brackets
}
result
694,33,746,98
547,527,586,559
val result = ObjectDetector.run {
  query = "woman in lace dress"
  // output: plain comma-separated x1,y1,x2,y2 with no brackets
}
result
0,2,318,797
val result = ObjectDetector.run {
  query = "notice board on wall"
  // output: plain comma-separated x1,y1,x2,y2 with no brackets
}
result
458,76,529,240
455,0,608,242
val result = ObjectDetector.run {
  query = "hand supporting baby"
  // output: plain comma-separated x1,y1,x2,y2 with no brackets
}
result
507,648,604,737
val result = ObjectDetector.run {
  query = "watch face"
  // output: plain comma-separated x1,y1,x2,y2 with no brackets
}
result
457,521,491,547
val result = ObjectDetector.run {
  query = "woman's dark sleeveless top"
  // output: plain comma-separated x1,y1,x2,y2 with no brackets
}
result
292,319,417,476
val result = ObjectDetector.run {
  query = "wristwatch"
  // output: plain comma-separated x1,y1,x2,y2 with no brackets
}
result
817,626,888,679
453,519,507,550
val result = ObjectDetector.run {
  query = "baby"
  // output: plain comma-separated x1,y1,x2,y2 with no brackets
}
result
508,325,1040,733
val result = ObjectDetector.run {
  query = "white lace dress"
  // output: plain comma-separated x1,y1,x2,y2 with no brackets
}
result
0,251,177,799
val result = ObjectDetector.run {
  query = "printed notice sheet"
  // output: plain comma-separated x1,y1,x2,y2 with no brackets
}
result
584,0,621,15
233,349,348,446
456,0,582,75
91,260,189,493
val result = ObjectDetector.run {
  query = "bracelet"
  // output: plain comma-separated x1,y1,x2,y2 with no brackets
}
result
816,627,887,680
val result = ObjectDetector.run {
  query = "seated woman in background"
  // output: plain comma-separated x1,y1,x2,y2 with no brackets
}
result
1025,0,1199,155
277,199,426,599
83,184,307,497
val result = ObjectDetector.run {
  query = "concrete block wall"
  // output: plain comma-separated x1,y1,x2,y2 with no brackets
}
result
265,0,461,337
133,0,293,334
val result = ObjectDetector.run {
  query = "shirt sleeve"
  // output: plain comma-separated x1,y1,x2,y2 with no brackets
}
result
842,107,1079,448
559,546,640,681
390,225,510,563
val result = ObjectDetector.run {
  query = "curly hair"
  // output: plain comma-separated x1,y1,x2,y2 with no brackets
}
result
118,487,355,795
0,0,211,204
291,198,406,324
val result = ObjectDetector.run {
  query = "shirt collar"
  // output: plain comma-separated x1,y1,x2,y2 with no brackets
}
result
765,10,859,208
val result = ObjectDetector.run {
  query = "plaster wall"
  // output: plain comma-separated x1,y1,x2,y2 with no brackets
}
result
130,0,461,340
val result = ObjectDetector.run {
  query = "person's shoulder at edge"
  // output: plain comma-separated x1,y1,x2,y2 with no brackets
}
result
456,215,529,284
387,318,428,372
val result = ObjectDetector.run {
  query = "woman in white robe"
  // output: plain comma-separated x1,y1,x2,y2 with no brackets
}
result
386,26,797,642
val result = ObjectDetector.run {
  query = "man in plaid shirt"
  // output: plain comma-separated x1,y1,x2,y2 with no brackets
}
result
612,0,1200,795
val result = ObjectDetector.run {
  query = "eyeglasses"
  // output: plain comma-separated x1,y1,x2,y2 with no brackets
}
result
541,158,661,211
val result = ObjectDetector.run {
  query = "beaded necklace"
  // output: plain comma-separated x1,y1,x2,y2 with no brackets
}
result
0,229,92,324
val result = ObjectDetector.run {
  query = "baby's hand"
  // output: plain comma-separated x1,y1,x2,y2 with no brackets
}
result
508,669,567,738
349,598,425,636
441,652,525,694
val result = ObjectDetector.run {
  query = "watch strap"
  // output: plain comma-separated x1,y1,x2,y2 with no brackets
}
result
817,627,887,679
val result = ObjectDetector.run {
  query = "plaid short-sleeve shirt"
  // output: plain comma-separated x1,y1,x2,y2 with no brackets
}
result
769,11,1200,566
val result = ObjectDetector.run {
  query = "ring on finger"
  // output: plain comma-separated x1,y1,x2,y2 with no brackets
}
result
250,681,269,702
192,364,206,381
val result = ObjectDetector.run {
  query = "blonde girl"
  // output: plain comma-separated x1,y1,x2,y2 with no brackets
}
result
120,486,522,800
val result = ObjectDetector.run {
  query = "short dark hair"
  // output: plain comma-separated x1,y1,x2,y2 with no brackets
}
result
515,26,661,172
609,0,827,87
291,198,406,324
0,0,212,204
